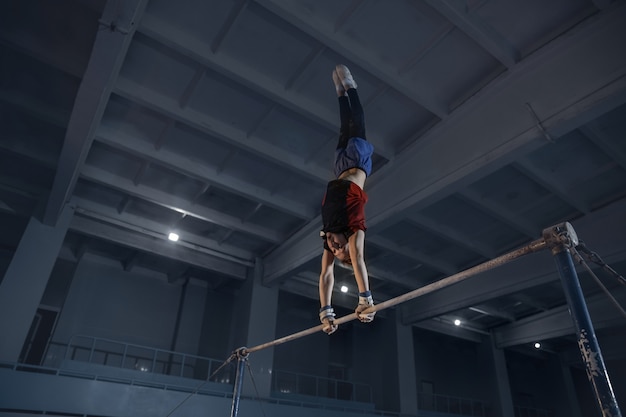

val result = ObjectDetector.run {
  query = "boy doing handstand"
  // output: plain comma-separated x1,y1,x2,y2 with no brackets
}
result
319,64,375,335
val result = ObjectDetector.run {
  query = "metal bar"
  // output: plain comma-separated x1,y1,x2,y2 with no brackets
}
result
294,373,299,395
245,237,546,354
64,335,74,360
552,247,622,417
121,344,128,369
88,336,96,363
316,374,319,397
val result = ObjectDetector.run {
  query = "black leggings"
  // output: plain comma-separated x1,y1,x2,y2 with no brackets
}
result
337,88,366,150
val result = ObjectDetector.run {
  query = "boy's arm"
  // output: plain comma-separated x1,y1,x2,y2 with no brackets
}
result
319,249,338,334
349,230,375,322
319,249,335,306
348,230,369,293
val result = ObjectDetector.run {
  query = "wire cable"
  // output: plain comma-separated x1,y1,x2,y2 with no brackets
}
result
244,360,268,417
576,241,626,285
164,353,236,417
571,246,626,321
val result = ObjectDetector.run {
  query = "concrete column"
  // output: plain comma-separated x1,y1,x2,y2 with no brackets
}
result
489,335,515,417
0,206,73,362
396,319,418,415
173,278,207,355
241,258,279,398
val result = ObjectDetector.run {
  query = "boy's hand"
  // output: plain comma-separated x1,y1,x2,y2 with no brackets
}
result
319,306,338,334
355,292,375,323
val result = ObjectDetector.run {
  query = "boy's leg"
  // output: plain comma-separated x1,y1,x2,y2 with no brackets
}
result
337,96,351,149
335,65,366,141
346,88,366,140
333,69,351,149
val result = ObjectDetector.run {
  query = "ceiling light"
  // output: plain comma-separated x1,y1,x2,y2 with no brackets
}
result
168,232,179,242
340,285,348,293
454,319,461,326
534,342,541,349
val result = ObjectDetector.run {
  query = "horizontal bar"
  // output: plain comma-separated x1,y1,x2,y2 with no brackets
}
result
245,237,547,354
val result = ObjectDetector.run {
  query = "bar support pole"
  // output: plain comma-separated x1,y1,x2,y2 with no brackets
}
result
544,223,622,417
230,348,248,417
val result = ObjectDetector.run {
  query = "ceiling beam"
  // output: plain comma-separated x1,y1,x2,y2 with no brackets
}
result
364,4,626,226
413,318,483,343
262,215,322,284
458,188,538,238
72,197,255,263
591,0,612,10
42,0,148,226
400,250,559,325
95,128,314,219
0,89,69,130
70,214,248,280
399,198,626,324
333,0,365,33
137,16,394,161
114,77,330,183
80,165,282,244
66,233,86,263
468,305,515,322
262,5,626,284
398,23,455,76
0,191,36,217
422,0,518,68
253,0,448,118
493,289,626,348
513,159,590,214
366,264,423,291
513,293,549,312
369,235,457,276
122,250,139,272
579,125,626,172
406,212,497,259
211,0,249,53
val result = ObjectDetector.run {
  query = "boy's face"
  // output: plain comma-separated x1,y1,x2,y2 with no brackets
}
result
326,232,351,263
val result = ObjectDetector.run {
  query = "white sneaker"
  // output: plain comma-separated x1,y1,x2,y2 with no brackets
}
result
332,69,345,96
336,64,357,90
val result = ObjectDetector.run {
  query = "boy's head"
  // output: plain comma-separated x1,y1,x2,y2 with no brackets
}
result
325,231,352,265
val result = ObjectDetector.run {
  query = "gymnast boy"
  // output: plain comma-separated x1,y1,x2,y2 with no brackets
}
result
318,64,375,335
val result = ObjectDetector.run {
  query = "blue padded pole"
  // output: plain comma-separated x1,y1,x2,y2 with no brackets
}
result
545,223,622,417
230,348,248,417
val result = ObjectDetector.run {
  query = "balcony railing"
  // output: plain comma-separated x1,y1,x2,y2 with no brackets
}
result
272,369,373,404
514,405,554,417
46,335,234,384
417,392,489,416
41,336,550,417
